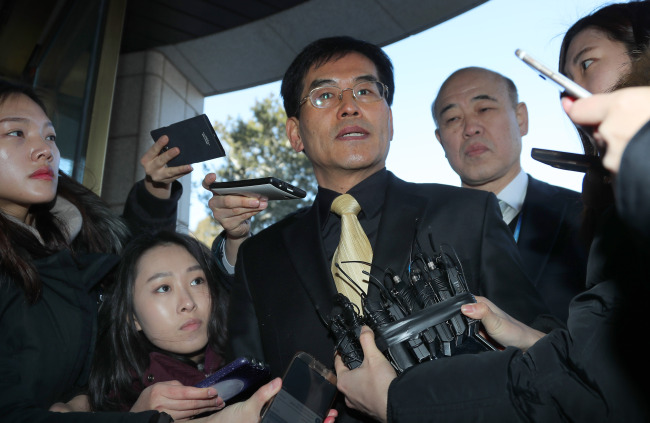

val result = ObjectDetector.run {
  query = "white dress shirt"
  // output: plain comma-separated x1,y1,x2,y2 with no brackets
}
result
496,170,528,225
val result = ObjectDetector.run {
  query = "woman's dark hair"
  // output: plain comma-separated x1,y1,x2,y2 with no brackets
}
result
559,1,650,80
558,2,650,247
88,231,228,411
0,79,48,113
281,36,394,118
0,80,129,303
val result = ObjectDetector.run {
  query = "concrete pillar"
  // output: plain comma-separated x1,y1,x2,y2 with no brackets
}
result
102,50,204,233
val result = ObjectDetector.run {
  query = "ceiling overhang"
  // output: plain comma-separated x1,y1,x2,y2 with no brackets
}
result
153,0,489,96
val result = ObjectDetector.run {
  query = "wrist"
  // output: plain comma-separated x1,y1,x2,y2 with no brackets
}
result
144,176,172,199
150,412,174,423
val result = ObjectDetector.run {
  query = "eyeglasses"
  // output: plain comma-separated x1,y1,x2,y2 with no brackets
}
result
299,80,389,110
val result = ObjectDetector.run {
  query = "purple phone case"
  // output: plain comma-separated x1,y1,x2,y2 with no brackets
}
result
194,357,270,402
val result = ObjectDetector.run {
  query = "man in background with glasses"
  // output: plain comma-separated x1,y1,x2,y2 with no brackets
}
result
212,36,549,422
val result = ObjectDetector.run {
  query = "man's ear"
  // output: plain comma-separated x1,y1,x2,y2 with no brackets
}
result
516,102,529,136
435,129,448,158
388,108,394,141
286,117,304,153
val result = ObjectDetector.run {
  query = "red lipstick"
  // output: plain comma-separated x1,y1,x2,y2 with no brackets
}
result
30,167,54,180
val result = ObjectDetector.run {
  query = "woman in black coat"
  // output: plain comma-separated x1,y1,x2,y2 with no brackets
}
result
0,80,281,423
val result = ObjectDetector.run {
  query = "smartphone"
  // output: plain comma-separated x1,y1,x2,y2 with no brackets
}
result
209,177,307,200
150,114,226,166
531,148,603,173
194,357,270,402
515,49,592,99
260,352,337,423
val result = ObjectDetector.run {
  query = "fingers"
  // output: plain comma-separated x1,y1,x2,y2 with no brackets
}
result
460,301,491,320
561,95,608,126
202,173,218,189
141,135,193,185
131,382,222,421
357,326,380,357
208,194,268,239
324,408,338,423
333,353,347,375
248,377,282,411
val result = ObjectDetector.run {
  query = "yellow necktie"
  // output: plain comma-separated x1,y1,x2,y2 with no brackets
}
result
330,194,373,313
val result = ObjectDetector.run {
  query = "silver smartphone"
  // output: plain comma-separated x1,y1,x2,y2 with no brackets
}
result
515,49,592,99
209,177,307,201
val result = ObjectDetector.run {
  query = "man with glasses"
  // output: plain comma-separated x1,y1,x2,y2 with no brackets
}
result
213,36,549,422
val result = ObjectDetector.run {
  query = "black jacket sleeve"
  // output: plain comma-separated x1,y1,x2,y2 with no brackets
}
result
616,120,650,240
121,180,182,237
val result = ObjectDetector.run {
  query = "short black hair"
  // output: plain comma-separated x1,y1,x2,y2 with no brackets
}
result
559,1,650,77
281,36,394,118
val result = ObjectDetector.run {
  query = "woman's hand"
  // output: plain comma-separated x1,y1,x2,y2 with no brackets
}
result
130,380,224,421
200,377,282,423
141,135,193,199
461,296,545,351
562,87,650,175
49,394,90,413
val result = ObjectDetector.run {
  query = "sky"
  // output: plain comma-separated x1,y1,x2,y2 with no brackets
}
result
192,0,620,230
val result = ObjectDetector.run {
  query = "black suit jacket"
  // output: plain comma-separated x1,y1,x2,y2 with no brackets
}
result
517,175,587,321
227,173,548,421
387,148,650,422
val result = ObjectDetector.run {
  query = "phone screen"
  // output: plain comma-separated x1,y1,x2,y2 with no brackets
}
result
261,353,337,423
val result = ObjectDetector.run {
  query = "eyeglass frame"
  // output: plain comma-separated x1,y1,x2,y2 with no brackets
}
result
298,80,390,110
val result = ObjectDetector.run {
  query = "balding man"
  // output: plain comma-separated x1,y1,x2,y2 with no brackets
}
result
432,67,587,321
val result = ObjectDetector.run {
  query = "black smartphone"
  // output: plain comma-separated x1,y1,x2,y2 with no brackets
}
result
209,177,307,200
531,148,603,173
194,357,270,402
515,49,592,99
260,352,337,423
150,114,225,166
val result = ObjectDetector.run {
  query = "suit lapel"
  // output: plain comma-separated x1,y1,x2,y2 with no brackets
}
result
371,175,429,287
281,203,338,316
518,176,567,285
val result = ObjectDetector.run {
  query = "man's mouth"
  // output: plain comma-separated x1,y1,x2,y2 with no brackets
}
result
337,126,369,139
465,144,489,157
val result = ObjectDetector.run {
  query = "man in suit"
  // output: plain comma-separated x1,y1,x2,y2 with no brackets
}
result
432,67,587,321
333,87,650,423
219,37,549,422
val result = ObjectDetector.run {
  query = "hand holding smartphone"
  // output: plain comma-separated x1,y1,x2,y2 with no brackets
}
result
194,357,270,402
150,114,225,166
516,49,600,172
209,177,307,201
260,352,337,423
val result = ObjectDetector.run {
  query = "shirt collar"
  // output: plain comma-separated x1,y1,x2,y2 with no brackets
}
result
317,168,388,227
496,170,528,213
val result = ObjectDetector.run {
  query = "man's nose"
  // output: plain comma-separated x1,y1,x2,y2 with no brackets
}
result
463,116,483,138
338,88,361,117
